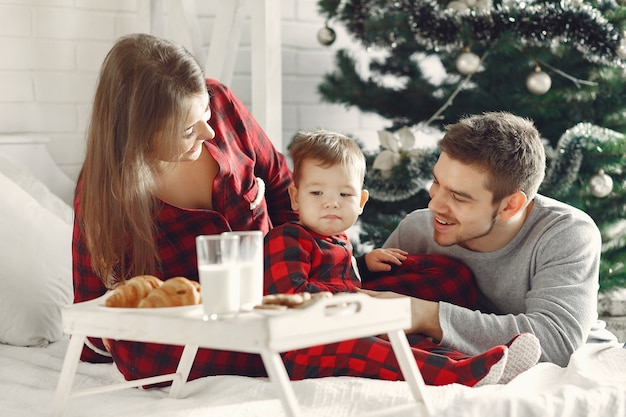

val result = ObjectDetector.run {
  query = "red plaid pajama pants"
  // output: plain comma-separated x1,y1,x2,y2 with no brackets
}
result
108,254,496,387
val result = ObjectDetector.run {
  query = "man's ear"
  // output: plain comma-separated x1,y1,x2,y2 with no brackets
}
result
288,184,299,211
359,189,369,214
499,191,527,220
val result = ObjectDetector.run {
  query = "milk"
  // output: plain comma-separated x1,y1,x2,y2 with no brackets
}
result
238,261,263,311
198,263,240,319
220,230,264,312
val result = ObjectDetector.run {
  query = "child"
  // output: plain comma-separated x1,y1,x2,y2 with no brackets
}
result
264,129,540,386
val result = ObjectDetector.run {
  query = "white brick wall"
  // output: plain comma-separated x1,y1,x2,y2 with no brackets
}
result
0,0,386,180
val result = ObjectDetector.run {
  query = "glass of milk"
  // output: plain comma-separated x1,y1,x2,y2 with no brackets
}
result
196,234,240,320
222,231,264,311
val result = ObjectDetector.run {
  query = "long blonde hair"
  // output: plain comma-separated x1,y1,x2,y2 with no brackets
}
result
79,33,206,285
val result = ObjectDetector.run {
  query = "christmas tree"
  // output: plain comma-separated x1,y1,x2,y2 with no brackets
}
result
316,0,626,290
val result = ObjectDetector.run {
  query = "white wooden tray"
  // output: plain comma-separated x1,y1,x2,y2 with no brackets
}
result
53,292,433,417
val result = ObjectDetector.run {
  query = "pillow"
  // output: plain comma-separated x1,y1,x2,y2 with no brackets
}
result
0,151,73,223
0,171,73,346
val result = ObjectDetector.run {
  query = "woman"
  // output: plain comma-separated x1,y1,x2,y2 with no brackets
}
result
73,33,297,380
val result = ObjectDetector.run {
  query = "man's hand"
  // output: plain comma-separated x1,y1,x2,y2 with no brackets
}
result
364,248,408,272
357,288,442,340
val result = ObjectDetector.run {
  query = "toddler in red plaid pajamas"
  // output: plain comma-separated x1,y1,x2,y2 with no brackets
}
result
264,129,540,386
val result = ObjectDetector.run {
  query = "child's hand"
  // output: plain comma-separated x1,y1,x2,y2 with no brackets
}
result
103,338,112,352
364,248,408,272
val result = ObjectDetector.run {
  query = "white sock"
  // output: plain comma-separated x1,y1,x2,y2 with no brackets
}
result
474,348,508,387
499,333,541,384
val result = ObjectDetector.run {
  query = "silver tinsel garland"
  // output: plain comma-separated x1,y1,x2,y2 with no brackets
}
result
323,0,625,67
367,122,624,203
542,122,624,197
366,166,432,201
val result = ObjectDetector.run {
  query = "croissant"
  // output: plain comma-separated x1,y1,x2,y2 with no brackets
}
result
137,276,202,308
105,275,164,308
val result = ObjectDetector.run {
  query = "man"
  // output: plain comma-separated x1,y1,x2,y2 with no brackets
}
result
362,111,613,367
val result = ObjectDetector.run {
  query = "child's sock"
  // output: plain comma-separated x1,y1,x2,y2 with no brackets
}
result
498,332,541,384
432,345,508,387
472,346,508,387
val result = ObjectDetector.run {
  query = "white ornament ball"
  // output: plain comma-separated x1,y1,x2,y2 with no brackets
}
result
455,51,481,75
447,1,469,11
589,170,614,198
475,0,492,10
317,25,336,46
526,70,552,95
617,38,626,60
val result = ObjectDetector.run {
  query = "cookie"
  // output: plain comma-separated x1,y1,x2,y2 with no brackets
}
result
261,292,310,307
254,291,334,311
253,303,288,311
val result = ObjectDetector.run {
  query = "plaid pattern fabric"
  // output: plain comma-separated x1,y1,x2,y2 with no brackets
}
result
282,337,506,386
109,342,266,386
358,253,479,309
264,223,361,294
264,225,501,386
72,79,297,368
73,77,498,386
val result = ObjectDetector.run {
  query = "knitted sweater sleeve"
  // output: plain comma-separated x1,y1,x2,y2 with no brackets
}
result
383,203,602,367
438,211,601,367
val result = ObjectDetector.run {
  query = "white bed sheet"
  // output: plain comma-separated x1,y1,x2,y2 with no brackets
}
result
1,337,624,417
1,137,624,416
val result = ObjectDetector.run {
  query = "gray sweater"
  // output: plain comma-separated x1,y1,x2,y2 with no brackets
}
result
383,194,602,366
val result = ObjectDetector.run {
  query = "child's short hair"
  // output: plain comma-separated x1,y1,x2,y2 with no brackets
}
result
289,129,366,186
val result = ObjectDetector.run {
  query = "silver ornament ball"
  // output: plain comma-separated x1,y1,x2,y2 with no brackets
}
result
317,25,336,46
526,70,552,95
618,37,626,60
588,170,613,198
447,1,469,11
455,51,481,75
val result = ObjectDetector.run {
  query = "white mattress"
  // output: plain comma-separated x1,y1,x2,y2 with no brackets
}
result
1,136,624,417
1,337,624,417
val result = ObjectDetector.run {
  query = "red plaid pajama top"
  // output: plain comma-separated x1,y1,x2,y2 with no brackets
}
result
264,223,360,294
73,79,297,378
